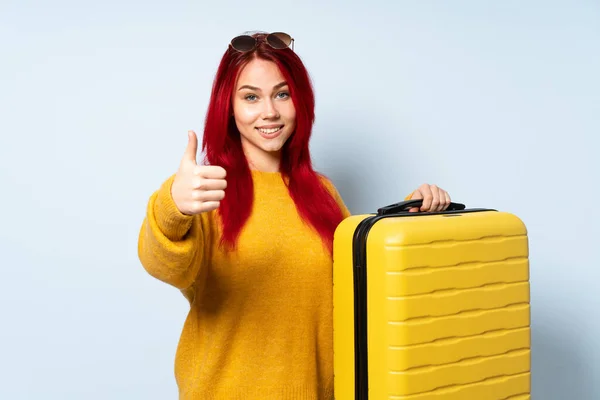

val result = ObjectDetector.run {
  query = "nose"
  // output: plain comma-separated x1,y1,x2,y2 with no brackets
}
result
262,98,280,119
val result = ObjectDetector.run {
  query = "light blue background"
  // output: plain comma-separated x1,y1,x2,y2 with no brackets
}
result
1,0,598,398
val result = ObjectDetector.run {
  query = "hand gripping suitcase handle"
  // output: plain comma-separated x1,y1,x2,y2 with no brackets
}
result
377,199,466,215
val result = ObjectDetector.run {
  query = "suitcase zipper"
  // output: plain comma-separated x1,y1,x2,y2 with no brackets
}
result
352,215,381,400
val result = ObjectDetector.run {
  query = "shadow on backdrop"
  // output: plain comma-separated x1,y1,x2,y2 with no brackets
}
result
531,304,593,399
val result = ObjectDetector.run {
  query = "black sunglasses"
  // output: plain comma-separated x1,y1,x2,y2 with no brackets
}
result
230,32,294,52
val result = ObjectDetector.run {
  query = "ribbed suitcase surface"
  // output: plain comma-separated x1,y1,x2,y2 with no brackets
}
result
333,202,531,400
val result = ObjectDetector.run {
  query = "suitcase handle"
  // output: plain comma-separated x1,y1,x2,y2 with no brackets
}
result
377,199,466,215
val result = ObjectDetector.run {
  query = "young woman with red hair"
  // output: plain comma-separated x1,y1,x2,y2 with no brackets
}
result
137,31,452,399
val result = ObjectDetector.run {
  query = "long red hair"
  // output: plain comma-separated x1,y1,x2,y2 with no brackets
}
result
201,32,345,254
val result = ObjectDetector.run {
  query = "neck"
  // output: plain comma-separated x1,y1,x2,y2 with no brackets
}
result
243,148,281,173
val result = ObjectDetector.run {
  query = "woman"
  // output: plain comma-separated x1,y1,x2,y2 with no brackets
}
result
137,31,452,399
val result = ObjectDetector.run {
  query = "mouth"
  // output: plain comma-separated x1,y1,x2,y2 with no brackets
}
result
256,125,284,137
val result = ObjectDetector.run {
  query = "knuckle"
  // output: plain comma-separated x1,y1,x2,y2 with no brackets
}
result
205,201,219,212
187,203,198,214
197,178,208,190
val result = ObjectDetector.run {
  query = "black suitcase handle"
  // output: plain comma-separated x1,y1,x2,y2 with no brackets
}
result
377,199,466,215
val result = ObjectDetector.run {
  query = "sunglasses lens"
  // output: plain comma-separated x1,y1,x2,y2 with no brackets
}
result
267,32,292,49
231,35,256,51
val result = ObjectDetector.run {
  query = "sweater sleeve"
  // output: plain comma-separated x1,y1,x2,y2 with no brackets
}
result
137,174,206,291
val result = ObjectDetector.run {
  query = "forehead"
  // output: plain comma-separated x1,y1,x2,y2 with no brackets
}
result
236,58,286,87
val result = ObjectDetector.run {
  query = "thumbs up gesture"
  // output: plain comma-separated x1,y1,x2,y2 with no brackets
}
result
171,131,227,215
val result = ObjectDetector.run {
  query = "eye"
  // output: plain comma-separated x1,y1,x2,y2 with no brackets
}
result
276,91,290,99
244,94,258,102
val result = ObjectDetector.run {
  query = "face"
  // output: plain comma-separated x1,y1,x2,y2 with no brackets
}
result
232,57,296,171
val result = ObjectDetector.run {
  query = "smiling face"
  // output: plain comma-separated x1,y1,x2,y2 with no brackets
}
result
232,57,297,172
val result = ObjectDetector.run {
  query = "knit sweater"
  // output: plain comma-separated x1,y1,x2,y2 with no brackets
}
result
137,170,351,400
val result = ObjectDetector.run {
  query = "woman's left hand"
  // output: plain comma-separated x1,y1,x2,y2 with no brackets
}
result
407,183,451,212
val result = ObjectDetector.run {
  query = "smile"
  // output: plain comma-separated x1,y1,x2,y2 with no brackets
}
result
256,126,283,135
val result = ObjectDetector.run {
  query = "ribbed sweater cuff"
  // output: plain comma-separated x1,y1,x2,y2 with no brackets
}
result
154,175,194,240
190,386,333,400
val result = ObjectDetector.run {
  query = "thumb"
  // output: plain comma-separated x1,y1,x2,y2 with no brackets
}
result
183,130,198,165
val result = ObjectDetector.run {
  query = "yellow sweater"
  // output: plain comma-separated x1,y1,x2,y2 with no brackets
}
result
138,170,351,400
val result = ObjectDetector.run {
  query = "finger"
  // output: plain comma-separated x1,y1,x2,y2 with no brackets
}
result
410,190,423,200
409,189,423,212
419,185,433,211
189,200,220,214
192,178,227,191
196,165,227,179
183,131,198,165
194,189,225,202
437,188,446,211
432,185,449,211
442,190,451,210
429,185,442,211
198,201,221,213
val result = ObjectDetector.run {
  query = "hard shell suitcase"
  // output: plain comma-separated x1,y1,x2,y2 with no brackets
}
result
333,200,531,399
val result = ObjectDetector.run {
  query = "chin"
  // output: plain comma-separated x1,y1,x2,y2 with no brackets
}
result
258,134,291,153
260,143,285,153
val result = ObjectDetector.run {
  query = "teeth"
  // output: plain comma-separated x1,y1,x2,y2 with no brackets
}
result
258,127,282,134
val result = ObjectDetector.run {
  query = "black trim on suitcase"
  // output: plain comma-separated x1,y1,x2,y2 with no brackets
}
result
351,200,494,400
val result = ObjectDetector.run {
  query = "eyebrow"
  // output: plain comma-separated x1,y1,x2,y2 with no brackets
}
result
238,81,288,92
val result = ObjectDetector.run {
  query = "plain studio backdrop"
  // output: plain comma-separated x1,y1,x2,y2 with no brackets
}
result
1,0,598,398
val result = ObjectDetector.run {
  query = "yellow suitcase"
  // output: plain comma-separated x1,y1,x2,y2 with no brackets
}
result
333,200,530,399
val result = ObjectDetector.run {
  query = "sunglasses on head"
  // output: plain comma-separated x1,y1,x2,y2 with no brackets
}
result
229,32,294,52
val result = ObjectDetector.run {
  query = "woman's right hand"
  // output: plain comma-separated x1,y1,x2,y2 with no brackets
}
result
171,131,227,216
